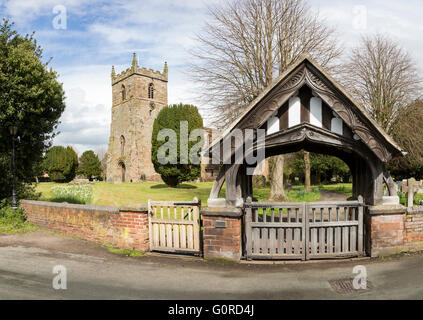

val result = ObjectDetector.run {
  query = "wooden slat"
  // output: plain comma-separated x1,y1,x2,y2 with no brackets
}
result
150,219,194,225
180,224,187,249
153,223,159,247
342,226,349,252
350,226,357,252
278,228,284,254
262,228,268,254
335,227,341,253
294,228,300,254
309,221,359,228
269,228,276,254
286,228,292,254
328,227,333,253
253,228,260,254
173,224,180,249
303,203,308,260
319,227,325,253
187,224,193,249
251,222,302,228
166,223,173,248
311,228,317,254
160,223,165,247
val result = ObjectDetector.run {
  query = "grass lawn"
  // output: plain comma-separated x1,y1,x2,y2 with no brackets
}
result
34,181,353,206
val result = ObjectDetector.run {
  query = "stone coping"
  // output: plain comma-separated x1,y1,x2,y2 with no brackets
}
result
201,206,243,218
406,206,423,214
367,204,406,215
21,199,147,214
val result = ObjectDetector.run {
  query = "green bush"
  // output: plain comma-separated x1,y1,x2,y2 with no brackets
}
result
78,150,101,179
43,146,78,182
151,103,203,187
0,202,38,233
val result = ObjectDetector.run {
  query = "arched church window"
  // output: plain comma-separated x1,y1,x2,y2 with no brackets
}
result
121,84,126,101
148,83,154,99
120,135,125,156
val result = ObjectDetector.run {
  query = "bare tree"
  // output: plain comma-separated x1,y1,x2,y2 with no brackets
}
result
190,0,341,200
342,34,422,134
191,0,341,127
389,100,423,177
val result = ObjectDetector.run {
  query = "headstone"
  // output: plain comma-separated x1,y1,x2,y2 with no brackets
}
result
402,178,418,208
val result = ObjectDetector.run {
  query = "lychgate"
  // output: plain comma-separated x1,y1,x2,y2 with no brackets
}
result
203,55,404,260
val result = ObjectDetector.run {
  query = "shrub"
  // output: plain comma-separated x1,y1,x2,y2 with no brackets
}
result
0,202,38,234
78,150,101,179
43,146,78,182
151,103,203,187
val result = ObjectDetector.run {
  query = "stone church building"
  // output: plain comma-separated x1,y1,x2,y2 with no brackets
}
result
106,54,220,183
106,54,168,183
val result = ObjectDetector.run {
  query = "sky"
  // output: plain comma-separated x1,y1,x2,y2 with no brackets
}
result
0,0,422,156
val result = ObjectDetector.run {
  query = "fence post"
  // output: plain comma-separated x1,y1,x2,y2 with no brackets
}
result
193,197,200,251
303,202,308,261
148,199,153,252
358,195,364,253
245,197,252,260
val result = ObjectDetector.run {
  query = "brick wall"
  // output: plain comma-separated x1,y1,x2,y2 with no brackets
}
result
201,207,242,261
367,206,423,257
21,200,149,251
404,207,423,250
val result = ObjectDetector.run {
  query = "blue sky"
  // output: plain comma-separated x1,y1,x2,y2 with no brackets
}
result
1,0,422,155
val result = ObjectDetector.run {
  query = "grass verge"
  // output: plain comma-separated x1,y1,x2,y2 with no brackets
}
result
106,246,146,257
0,205,38,234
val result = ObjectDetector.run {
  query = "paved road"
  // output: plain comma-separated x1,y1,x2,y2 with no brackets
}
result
0,230,423,299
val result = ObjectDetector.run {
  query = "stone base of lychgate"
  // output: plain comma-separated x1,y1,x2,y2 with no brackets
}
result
200,207,243,261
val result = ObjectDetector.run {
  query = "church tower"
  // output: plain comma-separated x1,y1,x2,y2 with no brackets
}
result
106,53,168,183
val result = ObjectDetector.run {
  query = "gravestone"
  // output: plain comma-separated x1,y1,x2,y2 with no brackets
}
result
401,178,418,208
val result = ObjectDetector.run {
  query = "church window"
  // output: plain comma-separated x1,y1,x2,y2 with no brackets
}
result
120,135,125,156
148,83,154,99
121,84,126,101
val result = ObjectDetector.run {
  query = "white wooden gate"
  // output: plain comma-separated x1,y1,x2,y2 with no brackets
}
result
148,198,201,254
245,197,364,260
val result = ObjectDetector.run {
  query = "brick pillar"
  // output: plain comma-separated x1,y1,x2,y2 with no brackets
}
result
201,207,243,261
366,205,406,257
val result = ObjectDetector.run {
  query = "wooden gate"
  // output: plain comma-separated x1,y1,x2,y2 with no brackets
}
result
244,197,364,260
148,198,201,254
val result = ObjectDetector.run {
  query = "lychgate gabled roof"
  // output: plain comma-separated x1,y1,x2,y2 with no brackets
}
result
207,55,403,163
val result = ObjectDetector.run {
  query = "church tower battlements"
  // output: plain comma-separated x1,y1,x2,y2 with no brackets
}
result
106,53,168,183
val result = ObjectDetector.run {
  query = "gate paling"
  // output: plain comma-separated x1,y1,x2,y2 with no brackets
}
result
148,198,201,254
244,197,364,260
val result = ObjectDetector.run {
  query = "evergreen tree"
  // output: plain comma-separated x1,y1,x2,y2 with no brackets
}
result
151,104,203,187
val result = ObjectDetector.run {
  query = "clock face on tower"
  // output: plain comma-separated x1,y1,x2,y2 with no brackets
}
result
150,101,155,109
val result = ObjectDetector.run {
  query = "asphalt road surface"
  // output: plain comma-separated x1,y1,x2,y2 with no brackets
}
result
0,230,423,299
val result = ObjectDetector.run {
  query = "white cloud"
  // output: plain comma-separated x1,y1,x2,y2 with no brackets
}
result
2,0,422,153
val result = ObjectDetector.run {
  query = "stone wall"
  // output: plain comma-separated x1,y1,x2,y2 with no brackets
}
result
21,200,149,251
201,207,242,260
